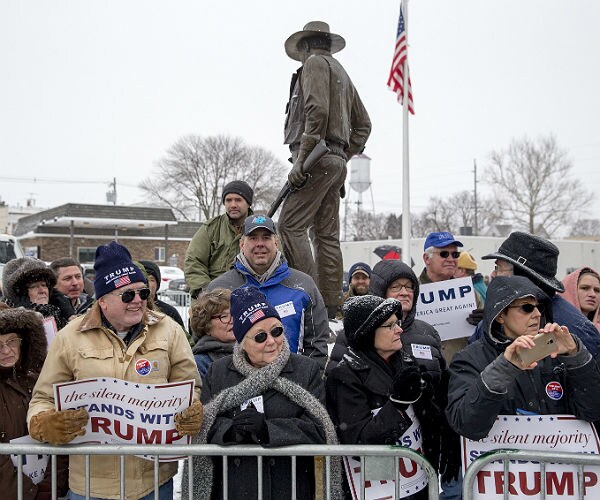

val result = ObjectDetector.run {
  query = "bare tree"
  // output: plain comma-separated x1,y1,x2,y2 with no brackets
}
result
485,135,593,236
348,211,389,240
140,135,288,221
570,219,600,238
410,191,503,237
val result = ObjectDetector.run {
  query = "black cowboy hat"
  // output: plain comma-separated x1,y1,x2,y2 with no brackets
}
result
482,231,564,293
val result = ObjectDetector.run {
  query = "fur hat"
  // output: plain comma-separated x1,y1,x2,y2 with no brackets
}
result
1,257,56,306
0,305,47,374
222,180,253,206
230,287,281,343
343,295,401,350
285,21,346,61
93,242,147,298
482,231,564,293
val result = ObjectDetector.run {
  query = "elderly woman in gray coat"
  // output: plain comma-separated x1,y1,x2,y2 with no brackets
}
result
184,286,340,500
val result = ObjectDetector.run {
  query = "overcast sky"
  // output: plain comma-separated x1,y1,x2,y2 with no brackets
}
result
1,0,599,223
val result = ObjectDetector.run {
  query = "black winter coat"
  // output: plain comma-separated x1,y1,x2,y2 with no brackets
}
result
326,348,441,499
447,275,600,440
202,353,326,500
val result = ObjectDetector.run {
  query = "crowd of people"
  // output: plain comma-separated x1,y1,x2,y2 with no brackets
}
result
1,213,600,499
2,20,600,500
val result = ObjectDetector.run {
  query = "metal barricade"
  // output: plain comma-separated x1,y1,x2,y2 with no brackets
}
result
0,442,439,500
157,290,191,326
462,448,600,500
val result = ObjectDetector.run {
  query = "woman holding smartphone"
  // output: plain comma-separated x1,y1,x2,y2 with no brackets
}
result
446,275,600,441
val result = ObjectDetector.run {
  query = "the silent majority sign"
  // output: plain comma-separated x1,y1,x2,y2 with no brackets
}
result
53,377,195,461
462,414,600,499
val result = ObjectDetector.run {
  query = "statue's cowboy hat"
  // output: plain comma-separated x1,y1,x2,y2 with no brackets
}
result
285,21,346,61
482,231,565,293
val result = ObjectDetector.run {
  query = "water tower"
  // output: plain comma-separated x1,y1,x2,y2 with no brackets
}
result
344,154,374,239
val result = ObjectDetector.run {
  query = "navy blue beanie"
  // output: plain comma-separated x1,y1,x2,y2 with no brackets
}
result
230,287,280,342
93,242,147,298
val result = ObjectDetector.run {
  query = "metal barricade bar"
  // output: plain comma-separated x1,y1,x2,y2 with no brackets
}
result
462,448,600,500
0,442,439,500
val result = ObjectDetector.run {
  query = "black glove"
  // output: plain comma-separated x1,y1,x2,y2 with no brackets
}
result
439,449,461,483
232,405,268,444
466,308,484,326
389,365,425,408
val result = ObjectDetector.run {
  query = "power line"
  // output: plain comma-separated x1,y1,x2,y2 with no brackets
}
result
0,176,139,188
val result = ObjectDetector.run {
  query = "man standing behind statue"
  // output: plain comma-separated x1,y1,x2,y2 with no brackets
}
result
280,21,371,318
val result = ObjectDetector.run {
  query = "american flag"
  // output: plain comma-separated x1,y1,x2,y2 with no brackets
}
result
249,309,265,324
387,3,414,114
114,275,131,288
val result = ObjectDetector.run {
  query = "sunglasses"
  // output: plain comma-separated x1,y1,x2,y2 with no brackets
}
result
507,303,544,314
433,250,461,259
113,287,151,303
250,325,284,343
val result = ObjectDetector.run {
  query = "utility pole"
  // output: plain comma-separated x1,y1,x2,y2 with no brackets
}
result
473,159,478,236
106,178,117,205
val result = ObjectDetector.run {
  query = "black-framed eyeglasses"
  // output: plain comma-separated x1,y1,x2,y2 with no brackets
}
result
250,325,284,343
112,287,151,303
433,250,461,259
388,283,414,293
211,312,232,324
507,303,544,314
0,337,21,350
380,319,402,330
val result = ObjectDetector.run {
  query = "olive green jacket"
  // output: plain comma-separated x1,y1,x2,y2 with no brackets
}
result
184,211,251,298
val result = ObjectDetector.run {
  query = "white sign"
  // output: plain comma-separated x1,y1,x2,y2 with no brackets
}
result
344,405,428,499
10,435,49,485
415,277,476,341
462,414,600,499
54,377,195,461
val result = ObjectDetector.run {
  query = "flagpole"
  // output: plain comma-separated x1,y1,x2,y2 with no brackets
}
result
401,0,411,266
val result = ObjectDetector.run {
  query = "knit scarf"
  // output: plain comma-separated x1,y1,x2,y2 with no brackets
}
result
182,338,342,499
237,251,284,284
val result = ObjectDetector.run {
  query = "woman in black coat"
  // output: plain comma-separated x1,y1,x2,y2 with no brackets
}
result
326,295,441,499
447,275,600,440
184,286,340,499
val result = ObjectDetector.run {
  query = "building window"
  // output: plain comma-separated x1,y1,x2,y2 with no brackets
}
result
78,247,96,264
154,247,165,262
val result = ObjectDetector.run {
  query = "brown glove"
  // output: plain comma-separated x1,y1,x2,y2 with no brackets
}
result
29,408,89,445
174,400,204,436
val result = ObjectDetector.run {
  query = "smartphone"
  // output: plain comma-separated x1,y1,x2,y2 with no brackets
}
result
517,332,557,366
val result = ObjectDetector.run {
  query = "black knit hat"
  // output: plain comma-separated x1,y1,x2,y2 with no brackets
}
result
343,295,401,350
482,231,564,293
139,260,161,283
93,242,147,298
222,180,253,206
230,286,281,343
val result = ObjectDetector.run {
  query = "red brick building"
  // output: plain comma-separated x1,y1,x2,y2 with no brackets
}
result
14,203,201,268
